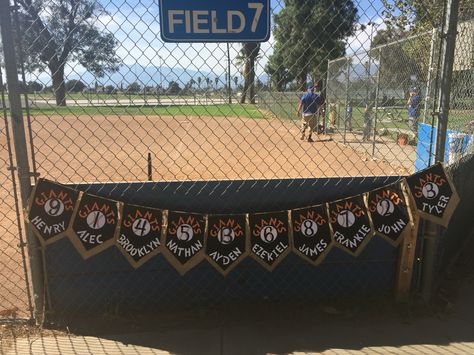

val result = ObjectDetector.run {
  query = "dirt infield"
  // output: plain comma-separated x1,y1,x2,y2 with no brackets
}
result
28,114,409,182
0,113,411,319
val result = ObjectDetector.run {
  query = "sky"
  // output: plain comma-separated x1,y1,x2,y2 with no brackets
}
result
34,0,390,85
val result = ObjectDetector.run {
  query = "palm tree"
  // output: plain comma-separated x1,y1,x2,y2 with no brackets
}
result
214,77,219,90
197,77,202,90
235,43,261,104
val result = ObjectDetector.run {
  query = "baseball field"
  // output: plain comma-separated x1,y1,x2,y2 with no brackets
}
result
0,104,414,318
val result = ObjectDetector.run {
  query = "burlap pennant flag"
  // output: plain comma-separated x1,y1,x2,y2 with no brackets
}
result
328,195,374,256
27,179,80,245
162,211,207,275
116,204,163,269
291,204,333,265
366,182,414,246
69,193,120,259
405,163,460,227
249,211,291,271
205,214,249,276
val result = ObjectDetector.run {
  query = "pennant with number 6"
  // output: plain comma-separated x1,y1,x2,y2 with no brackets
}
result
27,179,80,245
162,211,207,275
116,204,163,268
69,193,120,259
249,211,291,271
291,204,333,265
328,195,374,256
205,214,248,276
366,182,414,246
405,163,459,227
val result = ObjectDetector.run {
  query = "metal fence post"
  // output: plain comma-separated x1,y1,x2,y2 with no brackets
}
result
372,49,382,158
422,0,460,303
423,28,438,124
0,0,45,323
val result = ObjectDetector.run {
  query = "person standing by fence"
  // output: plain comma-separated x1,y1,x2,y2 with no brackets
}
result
297,84,322,142
362,100,373,141
407,88,421,133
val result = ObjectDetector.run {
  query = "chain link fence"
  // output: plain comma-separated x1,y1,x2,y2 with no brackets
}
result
0,0,473,325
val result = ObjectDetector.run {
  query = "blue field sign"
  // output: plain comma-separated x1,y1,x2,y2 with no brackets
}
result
159,0,270,42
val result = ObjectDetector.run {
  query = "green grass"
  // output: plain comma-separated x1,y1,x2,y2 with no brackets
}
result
260,98,473,132
27,104,266,119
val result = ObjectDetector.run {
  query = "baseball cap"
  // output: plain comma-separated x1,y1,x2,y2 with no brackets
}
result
307,84,314,90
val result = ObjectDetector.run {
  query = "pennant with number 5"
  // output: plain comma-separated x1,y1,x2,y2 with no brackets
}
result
162,211,207,275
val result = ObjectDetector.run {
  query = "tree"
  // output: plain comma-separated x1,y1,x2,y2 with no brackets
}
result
265,45,290,91
127,82,141,93
105,85,116,94
233,76,238,88
237,42,261,104
214,77,219,89
27,81,43,93
197,77,202,90
268,0,357,92
15,0,120,106
66,80,86,93
382,0,474,30
167,81,181,95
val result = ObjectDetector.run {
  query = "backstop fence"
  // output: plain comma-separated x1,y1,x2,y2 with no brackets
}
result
0,0,473,324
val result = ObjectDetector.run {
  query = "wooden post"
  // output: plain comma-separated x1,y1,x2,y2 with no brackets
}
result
395,214,420,302
147,153,152,181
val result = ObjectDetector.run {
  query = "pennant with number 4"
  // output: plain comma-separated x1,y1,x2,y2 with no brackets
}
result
116,204,163,268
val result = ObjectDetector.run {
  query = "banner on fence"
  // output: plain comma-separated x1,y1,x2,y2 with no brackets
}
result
116,204,163,268
205,214,249,275
27,179,80,245
69,193,120,259
291,205,333,265
328,195,374,256
366,182,414,246
405,163,459,227
249,211,291,271
162,211,207,275
27,163,460,274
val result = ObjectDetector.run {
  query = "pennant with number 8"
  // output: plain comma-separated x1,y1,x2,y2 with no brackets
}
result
291,204,333,265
